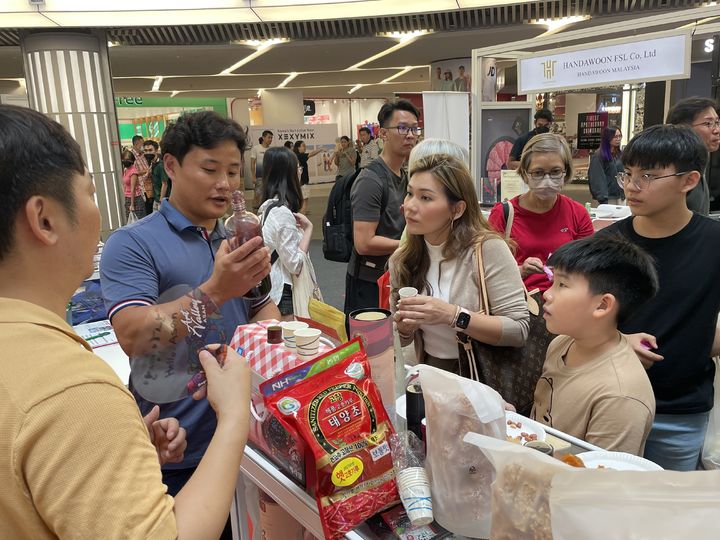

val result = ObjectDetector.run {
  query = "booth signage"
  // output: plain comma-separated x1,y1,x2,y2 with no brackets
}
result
518,33,690,94
577,112,609,150
248,124,339,183
303,100,316,116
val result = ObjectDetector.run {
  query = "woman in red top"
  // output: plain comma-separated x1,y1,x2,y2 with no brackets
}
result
488,133,593,292
121,149,146,221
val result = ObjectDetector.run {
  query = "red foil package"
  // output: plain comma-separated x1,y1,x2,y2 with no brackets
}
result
263,339,399,539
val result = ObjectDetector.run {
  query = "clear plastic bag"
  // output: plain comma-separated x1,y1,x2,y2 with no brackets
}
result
463,432,572,540
701,357,720,470
550,469,720,539
418,365,506,538
126,211,138,225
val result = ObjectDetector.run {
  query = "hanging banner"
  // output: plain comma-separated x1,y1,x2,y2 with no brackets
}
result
577,112,609,150
248,124,339,183
480,57,497,102
518,32,690,94
422,92,470,157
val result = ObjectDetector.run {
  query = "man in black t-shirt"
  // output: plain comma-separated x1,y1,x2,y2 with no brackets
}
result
507,108,553,169
599,124,720,470
345,100,419,314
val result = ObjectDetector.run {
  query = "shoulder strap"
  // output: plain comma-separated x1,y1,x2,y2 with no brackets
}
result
474,243,491,315
502,201,515,241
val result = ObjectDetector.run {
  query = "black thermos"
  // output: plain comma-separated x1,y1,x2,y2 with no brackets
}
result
406,381,425,441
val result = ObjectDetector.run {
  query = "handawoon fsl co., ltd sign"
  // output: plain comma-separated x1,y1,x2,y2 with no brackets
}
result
518,33,690,94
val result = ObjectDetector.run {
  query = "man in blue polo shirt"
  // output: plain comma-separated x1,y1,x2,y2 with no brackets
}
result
101,111,279,539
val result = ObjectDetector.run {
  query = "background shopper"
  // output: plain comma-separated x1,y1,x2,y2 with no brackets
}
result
258,147,314,320
588,126,625,205
121,149,145,221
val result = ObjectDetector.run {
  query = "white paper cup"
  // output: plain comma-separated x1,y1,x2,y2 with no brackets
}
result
280,321,309,351
294,328,321,360
395,466,433,526
398,287,419,299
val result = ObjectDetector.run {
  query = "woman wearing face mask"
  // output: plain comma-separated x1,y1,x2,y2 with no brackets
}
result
121,149,146,221
488,133,593,292
391,154,528,374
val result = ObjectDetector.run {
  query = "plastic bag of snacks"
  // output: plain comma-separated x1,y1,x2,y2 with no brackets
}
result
463,432,574,540
550,469,720,539
263,339,399,540
417,365,506,538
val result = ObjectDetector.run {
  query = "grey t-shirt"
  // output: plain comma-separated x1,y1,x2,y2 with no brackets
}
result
349,157,407,281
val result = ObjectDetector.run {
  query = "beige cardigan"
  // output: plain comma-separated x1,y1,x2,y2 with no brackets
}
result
389,237,529,362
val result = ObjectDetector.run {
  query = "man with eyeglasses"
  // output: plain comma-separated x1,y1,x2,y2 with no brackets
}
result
345,100,420,314
600,124,720,471
666,96,720,216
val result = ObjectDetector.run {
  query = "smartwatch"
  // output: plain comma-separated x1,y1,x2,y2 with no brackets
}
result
454,308,471,330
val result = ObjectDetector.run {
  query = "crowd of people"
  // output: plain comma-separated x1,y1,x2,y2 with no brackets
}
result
1,93,719,537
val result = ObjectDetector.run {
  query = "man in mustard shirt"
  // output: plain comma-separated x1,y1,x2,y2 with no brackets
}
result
0,104,252,539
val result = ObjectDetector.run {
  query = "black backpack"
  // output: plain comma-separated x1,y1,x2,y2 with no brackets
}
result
322,160,386,263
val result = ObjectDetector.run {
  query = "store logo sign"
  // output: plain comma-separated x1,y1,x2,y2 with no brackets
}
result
518,33,689,94
541,60,557,79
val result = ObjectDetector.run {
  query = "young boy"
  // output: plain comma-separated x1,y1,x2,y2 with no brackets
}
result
599,124,720,470
531,235,658,455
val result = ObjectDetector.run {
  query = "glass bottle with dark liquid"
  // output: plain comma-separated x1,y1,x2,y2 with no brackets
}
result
225,190,272,300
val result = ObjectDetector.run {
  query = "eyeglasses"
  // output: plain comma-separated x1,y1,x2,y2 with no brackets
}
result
527,168,565,181
616,171,691,191
692,119,720,130
386,125,421,136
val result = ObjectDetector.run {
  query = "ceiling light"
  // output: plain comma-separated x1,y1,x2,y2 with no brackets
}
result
381,66,414,84
151,76,163,92
257,88,264,98
348,84,364,95
239,38,289,48
378,30,432,42
277,72,298,88
170,91,180,98
107,41,119,48
221,39,289,75
347,31,430,71
535,16,590,32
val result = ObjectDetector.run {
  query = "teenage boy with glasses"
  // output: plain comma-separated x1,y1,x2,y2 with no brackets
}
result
600,124,720,470
666,96,720,215
345,99,419,314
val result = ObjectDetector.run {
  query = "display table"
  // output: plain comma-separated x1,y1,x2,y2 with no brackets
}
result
230,418,601,540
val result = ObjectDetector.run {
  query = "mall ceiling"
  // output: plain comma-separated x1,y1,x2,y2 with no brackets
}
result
0,0,717,100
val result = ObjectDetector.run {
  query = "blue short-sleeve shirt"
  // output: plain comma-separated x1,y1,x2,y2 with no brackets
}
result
101,200,269,469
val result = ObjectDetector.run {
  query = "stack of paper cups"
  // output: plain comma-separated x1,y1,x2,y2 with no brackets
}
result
294,328,321,361
395,466,433,526
280,321,309,351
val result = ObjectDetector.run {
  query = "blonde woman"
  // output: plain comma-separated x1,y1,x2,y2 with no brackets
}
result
488,133,593,292
390,154,529,374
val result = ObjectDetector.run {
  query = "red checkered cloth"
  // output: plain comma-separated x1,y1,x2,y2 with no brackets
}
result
230,319,332,380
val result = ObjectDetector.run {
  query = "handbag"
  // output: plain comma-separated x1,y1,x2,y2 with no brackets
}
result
456,240,555,416
291,251,323,319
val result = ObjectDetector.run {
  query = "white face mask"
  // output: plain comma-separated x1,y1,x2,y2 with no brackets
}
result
529,176,563,200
